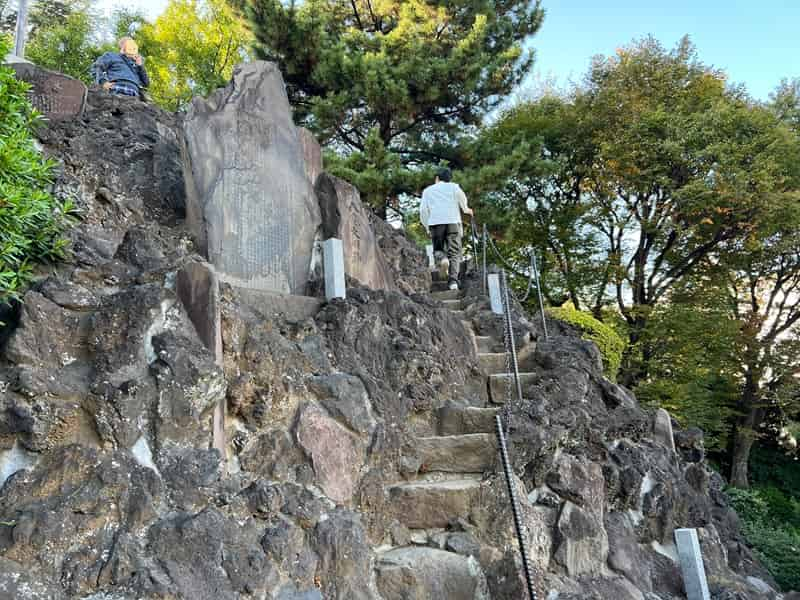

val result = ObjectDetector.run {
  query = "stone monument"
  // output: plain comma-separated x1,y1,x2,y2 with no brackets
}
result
8,62,87,121
182,61,322,295
315,173,395,291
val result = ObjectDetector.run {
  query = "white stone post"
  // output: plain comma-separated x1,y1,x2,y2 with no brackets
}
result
675,528,711,600
488,273,503,315
426,244,434,270
324,238,346,300
14,0,29,58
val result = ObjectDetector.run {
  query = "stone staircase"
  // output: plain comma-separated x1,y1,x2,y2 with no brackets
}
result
374,278,538,598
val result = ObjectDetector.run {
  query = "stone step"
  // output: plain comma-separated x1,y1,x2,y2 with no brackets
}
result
478,352,509,375
488,372,538,405
375,546,490,600
441,298,462,310
431,289,461,301
416,434,497,473
449,310,466,321
474,336,495,353
386,478,483,529
438,405,501,435
430,281,450,292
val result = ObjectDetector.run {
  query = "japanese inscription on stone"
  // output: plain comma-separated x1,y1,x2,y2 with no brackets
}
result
182,62,322,295
10,63,86,120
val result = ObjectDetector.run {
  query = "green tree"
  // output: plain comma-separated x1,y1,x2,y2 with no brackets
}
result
494,38,796,386
244,0,544,215
25,9,100,83
134,0,252,110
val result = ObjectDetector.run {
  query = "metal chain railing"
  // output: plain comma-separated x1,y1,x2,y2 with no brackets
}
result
466,218,541,599
481,226,548,340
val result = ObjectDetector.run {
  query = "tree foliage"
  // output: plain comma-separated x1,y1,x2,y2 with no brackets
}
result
244,0,544,213
0,36,74,304
490,37,800,487
547,305,626,380
135,0,252,110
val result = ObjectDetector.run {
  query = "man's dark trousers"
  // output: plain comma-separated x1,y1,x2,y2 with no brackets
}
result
430,223,462,284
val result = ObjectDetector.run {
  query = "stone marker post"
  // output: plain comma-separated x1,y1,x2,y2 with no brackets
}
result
488,274,503,315
675,528,711,600
426,244,435,270
14,0,29,57
323,238,346,300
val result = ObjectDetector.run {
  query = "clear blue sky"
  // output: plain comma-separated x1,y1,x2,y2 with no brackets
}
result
527,0,799,100
107,0,798,100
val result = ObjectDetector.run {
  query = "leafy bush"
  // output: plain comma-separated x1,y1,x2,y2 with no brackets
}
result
727,485,800,591
0,36,73,304
547,305,626,380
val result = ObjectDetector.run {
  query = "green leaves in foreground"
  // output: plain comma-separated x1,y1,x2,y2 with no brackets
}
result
0,37,74,305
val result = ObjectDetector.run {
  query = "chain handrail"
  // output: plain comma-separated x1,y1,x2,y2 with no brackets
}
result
464,220,539,598
478,224,548,340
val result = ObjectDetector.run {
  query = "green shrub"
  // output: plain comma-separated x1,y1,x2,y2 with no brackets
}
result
547,305,626,380
727,485,800,591
0,36,74,305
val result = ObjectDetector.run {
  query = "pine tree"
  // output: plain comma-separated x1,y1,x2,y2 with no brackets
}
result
244,0,544,215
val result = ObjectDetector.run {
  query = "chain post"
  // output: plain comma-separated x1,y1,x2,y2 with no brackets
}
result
495,415,539,600
482,225,487,295
531,252,548,340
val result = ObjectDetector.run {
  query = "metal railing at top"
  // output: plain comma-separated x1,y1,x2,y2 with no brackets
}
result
469,218,548,340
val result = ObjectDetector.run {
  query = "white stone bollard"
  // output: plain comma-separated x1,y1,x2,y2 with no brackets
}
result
488,274,503,315
426,244,435,270
324,238,346,300
675,528,711,600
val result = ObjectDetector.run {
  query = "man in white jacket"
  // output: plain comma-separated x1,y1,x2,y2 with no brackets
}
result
419,168,473,290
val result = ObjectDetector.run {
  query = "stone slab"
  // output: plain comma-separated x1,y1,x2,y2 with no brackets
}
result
426,244,435,269
488,273,503,314
315,173,395,291
323,238,346,300
376,547,490,600
415,434,497,473
9,62,86,121
438,405,500,435
675,528,711,600
295,404,365,504
182,61,322,295
387,478,482,529
298,127,323,186
230,287,324,322
176,261,225,454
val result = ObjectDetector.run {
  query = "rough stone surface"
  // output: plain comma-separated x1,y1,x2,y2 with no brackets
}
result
315,173,395,291
0,66,791,600
182,61,322,294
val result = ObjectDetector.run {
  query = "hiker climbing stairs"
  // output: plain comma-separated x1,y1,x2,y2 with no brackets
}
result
374,275,540,598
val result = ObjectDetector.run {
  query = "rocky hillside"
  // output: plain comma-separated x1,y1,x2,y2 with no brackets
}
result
0,74,795,599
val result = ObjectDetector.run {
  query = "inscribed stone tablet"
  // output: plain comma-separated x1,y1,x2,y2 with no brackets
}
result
10,63,86,120
182,61,322,295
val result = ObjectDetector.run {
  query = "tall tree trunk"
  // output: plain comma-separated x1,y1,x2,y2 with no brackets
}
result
729,372,762,488
619,312,648,388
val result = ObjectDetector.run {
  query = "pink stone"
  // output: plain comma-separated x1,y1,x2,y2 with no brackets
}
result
296,405,365,504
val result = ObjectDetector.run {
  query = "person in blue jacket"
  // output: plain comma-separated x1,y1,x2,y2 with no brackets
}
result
92,37,150,98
